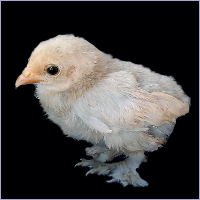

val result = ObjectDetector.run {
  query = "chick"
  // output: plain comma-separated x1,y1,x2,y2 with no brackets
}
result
15,35,190,187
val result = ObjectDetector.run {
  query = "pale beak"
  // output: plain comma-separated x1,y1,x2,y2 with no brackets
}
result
15,71,42,88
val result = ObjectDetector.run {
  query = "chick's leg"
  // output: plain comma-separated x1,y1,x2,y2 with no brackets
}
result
75,149,148,187
75,146,115,176
85,145,115,162
107,151,148,187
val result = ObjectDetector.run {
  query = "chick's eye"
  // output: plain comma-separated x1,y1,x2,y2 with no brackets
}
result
47,66,59,75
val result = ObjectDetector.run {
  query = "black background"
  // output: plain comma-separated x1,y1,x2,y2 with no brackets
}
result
1,1,199,199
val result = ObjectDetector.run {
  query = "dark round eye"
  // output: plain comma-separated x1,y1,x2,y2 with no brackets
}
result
47,65,59,75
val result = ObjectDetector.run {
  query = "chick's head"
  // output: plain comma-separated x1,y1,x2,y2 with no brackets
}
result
16,35,102,92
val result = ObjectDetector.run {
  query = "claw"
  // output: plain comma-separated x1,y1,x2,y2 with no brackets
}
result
74,162,82,167
121,181,128,187
75,158,85,167
106,178,117,183
86,169,96,176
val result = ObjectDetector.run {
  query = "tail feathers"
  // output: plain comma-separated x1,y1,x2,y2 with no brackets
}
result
152,92,189,118
149,122,175,140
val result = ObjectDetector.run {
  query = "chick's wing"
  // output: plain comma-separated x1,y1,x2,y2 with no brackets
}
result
73,71,189,151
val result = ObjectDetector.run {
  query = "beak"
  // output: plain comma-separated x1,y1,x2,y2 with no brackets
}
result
15,71,42,88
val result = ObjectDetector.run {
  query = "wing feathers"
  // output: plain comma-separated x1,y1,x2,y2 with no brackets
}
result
76,110,112,134
103,89,189,127
74,87,189,152
152,92,189,117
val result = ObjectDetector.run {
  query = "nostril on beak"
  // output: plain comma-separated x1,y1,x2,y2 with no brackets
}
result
23,71,31,78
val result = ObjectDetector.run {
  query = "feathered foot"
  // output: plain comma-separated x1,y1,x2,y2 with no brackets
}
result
85,145,115,162
75,158,114,175
106,154,148,187
75,151,148,187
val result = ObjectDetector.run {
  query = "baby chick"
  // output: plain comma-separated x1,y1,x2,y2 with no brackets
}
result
16,35,190,187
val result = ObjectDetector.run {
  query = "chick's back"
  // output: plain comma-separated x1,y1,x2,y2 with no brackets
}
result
111,59,190,104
